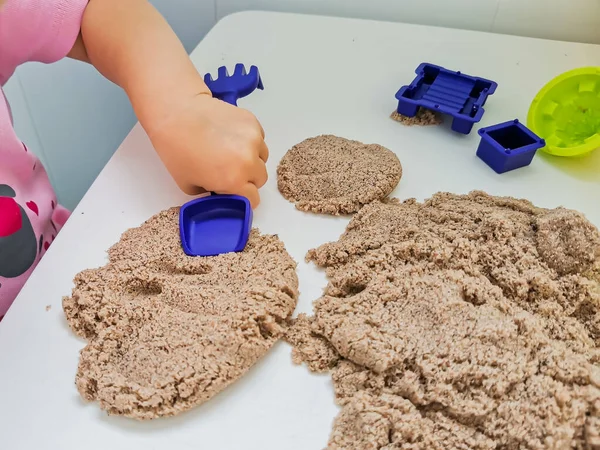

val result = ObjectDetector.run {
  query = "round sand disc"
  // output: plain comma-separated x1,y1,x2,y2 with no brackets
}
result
277,135,402,215
63,207,298,420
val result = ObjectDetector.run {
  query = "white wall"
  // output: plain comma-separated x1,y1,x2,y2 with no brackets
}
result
218,0,600,44
5,0,600,210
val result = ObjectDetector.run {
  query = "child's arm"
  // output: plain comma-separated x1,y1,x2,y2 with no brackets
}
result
71,0,208,123
70,0,269,207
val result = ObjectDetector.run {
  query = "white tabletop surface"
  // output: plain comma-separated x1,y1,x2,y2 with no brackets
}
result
1,11,599,450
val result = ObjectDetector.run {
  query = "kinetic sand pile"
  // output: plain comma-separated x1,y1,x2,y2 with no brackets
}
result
286,191,600,449
63,207,298,420
277,135,402,215
390,108,442,126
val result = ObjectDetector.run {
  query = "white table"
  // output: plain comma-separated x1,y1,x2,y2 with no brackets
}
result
1,11,599,450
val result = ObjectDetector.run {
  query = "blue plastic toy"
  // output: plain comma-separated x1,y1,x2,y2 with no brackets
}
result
179,195,253,257
204,63,263,105
179,64,263,257
476,119,545,174
395,63,498,134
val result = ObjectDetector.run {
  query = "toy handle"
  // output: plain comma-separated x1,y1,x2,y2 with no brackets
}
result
210,92,239,196
210,92,237,195
220,92,239,106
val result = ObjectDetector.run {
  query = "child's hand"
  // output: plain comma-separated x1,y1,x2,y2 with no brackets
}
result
146,94,269,208
74,0,269,207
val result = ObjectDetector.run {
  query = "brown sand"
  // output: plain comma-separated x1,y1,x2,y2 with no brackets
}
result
286,191,600,449
390,108,442,126
63,207,298,420
277,135,402,215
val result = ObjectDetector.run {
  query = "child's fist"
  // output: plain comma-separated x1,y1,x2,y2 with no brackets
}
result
146,94,269,208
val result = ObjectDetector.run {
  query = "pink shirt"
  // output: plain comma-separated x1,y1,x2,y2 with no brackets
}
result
0,0,88,317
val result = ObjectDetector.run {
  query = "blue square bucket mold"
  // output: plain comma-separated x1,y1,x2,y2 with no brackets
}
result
476,119,546,174
179,195,253,257
395,63,498,134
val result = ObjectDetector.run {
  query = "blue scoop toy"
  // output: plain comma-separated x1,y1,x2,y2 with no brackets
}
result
179,64,263,257
179,195,253,257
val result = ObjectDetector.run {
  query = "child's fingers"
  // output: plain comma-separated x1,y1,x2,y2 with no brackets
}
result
250,158,268,188
238,183,260,209
246,110,265,139
254,117,265,139
179,182,208,197
258,140,269,163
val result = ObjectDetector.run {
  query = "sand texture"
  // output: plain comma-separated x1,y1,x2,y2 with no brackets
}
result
63,207,298,420
287,191,600,449
390,109,442,126
277,135,402,215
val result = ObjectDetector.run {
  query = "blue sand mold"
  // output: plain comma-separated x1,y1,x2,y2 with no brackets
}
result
395,63,497,134
477,119,545,174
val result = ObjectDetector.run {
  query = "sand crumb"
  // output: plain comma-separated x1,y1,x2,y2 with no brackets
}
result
390,108,442,126
285,313,340,372
286,191,600,449
63,207,299,420
277,135,402,215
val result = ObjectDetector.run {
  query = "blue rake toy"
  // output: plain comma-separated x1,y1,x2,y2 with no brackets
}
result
179,64,263,257
204,63,264,106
